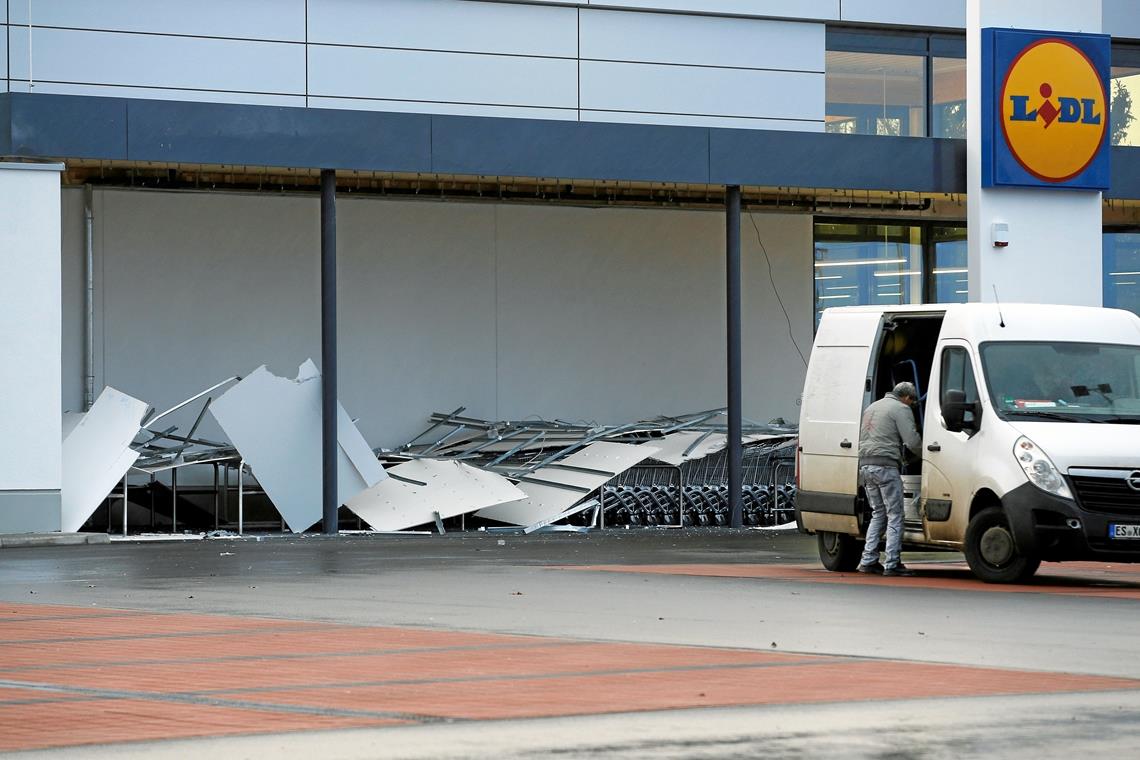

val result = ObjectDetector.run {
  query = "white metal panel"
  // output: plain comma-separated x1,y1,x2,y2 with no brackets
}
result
60,387,146,533
6,80,306,107
584,1,840,20
7,27,305,95
580,60,823,121
308,45,578,108
0,164,62,492
210,361,386,533
581,110,823,131
9,0,306,42
1,25,7,89
841,0,966,28
346,459,526,531
581,9,823,72
309,96,577,121
476,442,658,525
310,0,577,57
1103,0,1140,40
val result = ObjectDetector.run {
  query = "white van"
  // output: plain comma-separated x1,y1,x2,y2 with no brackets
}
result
795,302,1140,583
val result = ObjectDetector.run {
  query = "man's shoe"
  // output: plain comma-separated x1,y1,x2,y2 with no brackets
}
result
856,562,884,575
883,564,916,577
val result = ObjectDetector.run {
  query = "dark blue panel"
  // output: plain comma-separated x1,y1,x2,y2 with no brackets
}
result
709,130,966,193
0,95,10,155
126,100,432,172
1107,146,1140,199
431,116,710,184
7,93,126,159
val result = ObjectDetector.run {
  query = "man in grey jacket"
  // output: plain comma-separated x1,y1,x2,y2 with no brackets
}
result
857,382,922,577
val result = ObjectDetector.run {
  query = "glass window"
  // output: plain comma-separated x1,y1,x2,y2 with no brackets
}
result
825,51,926,137
932,226,968,303
1111,65,1140,146
814,223,923,326
1104,231,1140,316
940,347,979,426
932,57,967,138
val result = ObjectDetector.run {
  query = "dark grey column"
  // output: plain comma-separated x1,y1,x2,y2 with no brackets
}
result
321,169,338,535
726,186,743,529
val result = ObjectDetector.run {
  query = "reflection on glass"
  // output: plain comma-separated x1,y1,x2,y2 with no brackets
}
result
1111,66,1140,146
1104,232,1140,316
826,51,926,136
933,58,967,138
933,226,968,303
814,223,923,326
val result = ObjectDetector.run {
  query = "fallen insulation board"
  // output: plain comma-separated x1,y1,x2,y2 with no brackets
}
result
346,458,525,531
476,441,659,526
644,432,792,466
61,387,147,533
210,360,386,533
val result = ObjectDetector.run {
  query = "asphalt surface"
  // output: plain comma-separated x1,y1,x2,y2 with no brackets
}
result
2,529,1139,758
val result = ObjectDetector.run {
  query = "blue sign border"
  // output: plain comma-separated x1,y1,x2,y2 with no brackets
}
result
982,28,1112,190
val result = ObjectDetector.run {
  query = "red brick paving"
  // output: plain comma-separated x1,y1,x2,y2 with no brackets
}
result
0,597,1137,752
564,561,1140,599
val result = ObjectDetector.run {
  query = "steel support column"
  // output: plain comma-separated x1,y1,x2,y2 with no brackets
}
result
725,185,743,529
321,169,338,535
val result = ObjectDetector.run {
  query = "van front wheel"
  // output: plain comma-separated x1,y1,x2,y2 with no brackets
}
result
964,507,1040,583
817,531,861,572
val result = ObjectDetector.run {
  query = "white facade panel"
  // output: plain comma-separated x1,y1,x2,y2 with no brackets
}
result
0,165,62,492
8,28,305,95
308,45,578,108
582,1,840,21
840,0,966,29
1104,0,1140,40
580,61,823,121
7,81,306,107
580,9,824,72
310,0,578,58
309,97,577,121
9,0,307,42
581,110,822,131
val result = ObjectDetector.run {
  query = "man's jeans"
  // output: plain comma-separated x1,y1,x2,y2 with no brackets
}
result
859,464,904,569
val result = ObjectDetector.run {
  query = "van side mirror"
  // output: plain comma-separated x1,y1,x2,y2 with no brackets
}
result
942,389,982,433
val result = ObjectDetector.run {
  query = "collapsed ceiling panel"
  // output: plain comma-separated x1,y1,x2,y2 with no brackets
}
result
346,458,525,532
210,360,386,533
61,387,147,533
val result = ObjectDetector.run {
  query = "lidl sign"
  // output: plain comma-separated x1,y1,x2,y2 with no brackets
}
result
982,28,1111,190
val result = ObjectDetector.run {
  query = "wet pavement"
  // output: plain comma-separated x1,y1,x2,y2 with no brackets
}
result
1,530,1138,757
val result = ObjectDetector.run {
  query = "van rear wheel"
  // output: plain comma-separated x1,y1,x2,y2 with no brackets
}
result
817,531,861,572
964,507,1040,583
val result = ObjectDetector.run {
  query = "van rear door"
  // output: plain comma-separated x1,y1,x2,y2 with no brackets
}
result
798,310,884,527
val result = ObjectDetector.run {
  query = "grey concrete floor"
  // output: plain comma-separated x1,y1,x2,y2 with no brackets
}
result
3,530,1139,758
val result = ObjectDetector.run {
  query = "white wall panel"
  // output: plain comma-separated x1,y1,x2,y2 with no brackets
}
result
309,45,577,108
840,0,966,29
311,0,578,58
580,61,823,120
9,0,306,42
580,110,822,131
583,1,839,21
1,24,8,88
1104,0,1140,40
0,165,62,491
8,27,305,94
581,9,824,71
309,96,577,121
8,81,306,107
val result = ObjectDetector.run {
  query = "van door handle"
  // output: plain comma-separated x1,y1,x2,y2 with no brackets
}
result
927,443,942,452
840,439,852,449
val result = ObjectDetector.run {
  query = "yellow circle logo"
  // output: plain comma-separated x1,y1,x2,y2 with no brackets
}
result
1000,38,1107,182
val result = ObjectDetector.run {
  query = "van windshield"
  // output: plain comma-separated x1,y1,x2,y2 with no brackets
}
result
979,341,1140,423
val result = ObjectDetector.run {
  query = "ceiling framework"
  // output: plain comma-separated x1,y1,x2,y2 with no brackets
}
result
57,160,1140,223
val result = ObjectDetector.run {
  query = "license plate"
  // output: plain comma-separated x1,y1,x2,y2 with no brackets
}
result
1109,523,1140,539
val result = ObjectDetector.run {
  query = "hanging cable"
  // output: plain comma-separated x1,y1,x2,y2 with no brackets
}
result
748,212,808,368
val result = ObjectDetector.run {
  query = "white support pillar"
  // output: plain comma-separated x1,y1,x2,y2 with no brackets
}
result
967,0,1104,306
0,162,64,532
